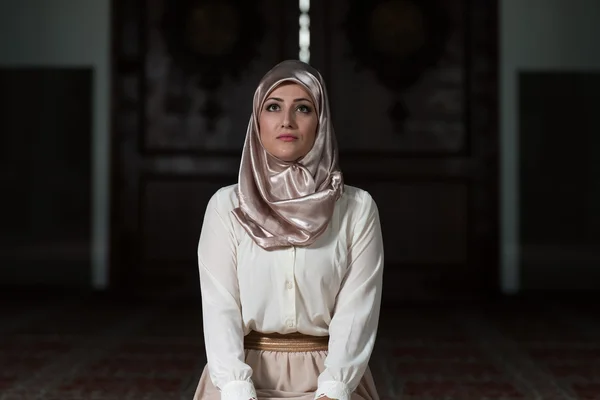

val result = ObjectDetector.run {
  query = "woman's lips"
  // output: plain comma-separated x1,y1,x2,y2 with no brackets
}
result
277,135,298,142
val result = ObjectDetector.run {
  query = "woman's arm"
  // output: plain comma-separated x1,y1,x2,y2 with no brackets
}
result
316,191,384,400
198,191,257,400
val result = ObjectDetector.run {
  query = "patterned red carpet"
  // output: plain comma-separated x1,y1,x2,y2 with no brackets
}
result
1,291,599,400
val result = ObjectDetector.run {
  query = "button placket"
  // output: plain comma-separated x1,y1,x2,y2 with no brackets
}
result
284,246,297,329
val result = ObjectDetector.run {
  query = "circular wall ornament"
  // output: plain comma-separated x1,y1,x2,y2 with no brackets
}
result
344,0,450,131
185,1,241,57
345,0,449,91
162,0,265,131
369,0,426,58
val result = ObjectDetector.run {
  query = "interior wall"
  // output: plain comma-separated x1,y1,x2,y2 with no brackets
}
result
500,0,600,292
0,0,111,289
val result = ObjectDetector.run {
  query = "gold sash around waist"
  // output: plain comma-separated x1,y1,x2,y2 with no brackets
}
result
244,330,329,352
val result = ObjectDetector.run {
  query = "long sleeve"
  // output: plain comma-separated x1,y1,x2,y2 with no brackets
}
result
316,191,384,400
198,192,257,400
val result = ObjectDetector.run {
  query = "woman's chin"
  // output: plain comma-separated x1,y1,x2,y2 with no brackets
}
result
267,148,306,163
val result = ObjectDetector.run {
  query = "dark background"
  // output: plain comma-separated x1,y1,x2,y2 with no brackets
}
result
1,0,599,398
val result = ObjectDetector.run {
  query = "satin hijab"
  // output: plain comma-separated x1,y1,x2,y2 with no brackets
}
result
232,60,343,250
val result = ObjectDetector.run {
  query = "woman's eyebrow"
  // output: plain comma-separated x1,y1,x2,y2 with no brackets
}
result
265,97,313,103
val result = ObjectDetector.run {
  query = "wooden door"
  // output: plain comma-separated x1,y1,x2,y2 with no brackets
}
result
309,0,499,302
110,0,299,293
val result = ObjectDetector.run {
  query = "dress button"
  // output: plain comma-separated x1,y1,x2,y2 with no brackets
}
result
286,319,294,328
285,281,293,290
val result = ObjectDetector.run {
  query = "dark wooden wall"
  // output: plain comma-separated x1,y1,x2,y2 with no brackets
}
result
110,0,498,303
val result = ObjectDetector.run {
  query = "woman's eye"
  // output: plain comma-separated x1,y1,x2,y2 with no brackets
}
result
297,105,311,113
266,103,280,111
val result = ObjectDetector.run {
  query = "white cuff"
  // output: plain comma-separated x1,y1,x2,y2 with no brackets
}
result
221,380,257,400
315,380,351,400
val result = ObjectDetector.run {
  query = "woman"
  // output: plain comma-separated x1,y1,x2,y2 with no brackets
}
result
194,60,384,400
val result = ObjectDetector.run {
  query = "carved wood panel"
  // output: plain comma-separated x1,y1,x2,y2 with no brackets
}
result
141,177,233,263
143,0,288,152
110,0,499,301
110,0,298,291
311,0,468,155
309,0,499,301
362,181,469,265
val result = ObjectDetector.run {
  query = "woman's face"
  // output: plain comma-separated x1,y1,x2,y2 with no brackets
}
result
258,82,318,162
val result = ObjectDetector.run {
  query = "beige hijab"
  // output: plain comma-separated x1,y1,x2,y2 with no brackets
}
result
232,60,344,250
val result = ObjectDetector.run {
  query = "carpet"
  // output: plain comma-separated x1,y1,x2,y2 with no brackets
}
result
1,293,599,399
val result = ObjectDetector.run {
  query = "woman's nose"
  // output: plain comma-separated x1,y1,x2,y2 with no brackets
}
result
281,108,296,128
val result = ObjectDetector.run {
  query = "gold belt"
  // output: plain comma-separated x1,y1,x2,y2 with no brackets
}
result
244,330,329,352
